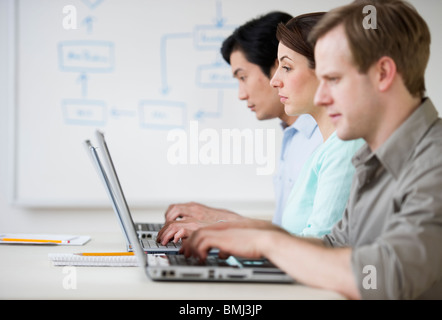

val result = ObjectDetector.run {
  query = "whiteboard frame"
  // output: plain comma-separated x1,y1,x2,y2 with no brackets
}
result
6,0,442,211
7,0,18,206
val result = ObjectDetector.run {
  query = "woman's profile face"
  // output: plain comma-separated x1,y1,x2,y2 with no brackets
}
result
270,42,319,117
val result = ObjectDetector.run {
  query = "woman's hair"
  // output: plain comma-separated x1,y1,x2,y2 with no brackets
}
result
221,11,293,78
276,12,326,69
308,0,431,98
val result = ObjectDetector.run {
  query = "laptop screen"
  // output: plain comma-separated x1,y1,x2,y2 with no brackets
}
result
92,131,148,267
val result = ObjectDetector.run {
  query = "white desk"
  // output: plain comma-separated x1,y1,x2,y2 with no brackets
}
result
0,232,345,300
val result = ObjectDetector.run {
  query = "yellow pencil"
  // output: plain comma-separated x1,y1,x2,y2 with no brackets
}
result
74,252,134,256
0,238,67,244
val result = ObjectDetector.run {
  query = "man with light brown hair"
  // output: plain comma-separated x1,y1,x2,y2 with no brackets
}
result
181,0,442,299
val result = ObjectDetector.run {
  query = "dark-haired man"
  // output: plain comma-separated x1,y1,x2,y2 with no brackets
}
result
157,12,322,244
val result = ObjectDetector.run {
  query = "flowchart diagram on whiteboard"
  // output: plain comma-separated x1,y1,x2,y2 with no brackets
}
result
59,0,237,130
14,0,285,207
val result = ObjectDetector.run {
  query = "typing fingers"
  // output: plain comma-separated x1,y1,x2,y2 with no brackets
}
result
164,204,185,221
157,222,181,245
164,202,204,221
174,228,186,243
182,229,227,261
182,227,266,262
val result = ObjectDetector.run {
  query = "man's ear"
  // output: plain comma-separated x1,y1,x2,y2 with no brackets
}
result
376,56,397,92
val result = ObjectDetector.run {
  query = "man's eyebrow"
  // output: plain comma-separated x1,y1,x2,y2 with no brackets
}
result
233,68,244,77
317,69,340,77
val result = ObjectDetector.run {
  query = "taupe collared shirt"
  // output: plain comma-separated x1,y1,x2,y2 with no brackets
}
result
324,98,442,299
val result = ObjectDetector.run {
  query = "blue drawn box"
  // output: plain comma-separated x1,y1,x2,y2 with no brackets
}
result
62,99,107,126
58,40,114,73
139,100,186,130
193,25,236,50
196,63,237,88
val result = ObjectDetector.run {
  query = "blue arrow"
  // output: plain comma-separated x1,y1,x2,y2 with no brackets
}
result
77,73,88,98
82,16,96,34
215,0,226,27
160,33,193,95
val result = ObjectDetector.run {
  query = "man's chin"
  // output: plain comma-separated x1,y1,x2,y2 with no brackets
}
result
255,113,275,121
336,128,358,142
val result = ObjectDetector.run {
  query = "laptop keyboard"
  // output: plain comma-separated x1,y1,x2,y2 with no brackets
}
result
136,223,163,232
141,238,180,249
167,255,231,267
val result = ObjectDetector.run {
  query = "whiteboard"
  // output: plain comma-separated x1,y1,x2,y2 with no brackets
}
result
11,0,442,208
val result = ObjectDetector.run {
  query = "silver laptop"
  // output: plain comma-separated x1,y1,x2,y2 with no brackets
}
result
94,131,163,238
84,132,181,254
123,193,293,283
92,134,293,283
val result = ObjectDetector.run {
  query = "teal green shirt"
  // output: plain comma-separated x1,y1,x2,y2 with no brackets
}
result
281,132,364,237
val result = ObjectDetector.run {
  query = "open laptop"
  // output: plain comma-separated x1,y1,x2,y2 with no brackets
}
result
117,180,294,283
84,132,181,254
86,131,292,283
94,131,163,238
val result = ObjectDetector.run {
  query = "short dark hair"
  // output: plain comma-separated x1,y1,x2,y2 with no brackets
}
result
309,0,431,98
221,11,293,78
276,12,326,70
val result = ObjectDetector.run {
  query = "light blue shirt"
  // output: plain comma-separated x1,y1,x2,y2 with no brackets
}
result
281,132,364,237
273,114,323,226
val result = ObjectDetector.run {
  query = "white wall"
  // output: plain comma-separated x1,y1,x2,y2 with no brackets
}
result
1,0,442,234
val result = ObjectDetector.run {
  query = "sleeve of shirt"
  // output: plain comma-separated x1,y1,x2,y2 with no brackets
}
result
351,159,442,300
300,139,363,238
322,206,351,248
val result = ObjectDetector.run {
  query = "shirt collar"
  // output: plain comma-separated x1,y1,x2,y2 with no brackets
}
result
281,114,318,138
353,98,439,179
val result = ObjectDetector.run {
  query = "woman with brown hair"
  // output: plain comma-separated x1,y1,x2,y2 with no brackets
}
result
158,12,363,243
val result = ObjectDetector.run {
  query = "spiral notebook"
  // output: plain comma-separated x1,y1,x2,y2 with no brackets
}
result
48,253,138,267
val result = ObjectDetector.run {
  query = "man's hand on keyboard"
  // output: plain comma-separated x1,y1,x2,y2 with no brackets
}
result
179,220,290,261
164,202,243,223
156,218,212,246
